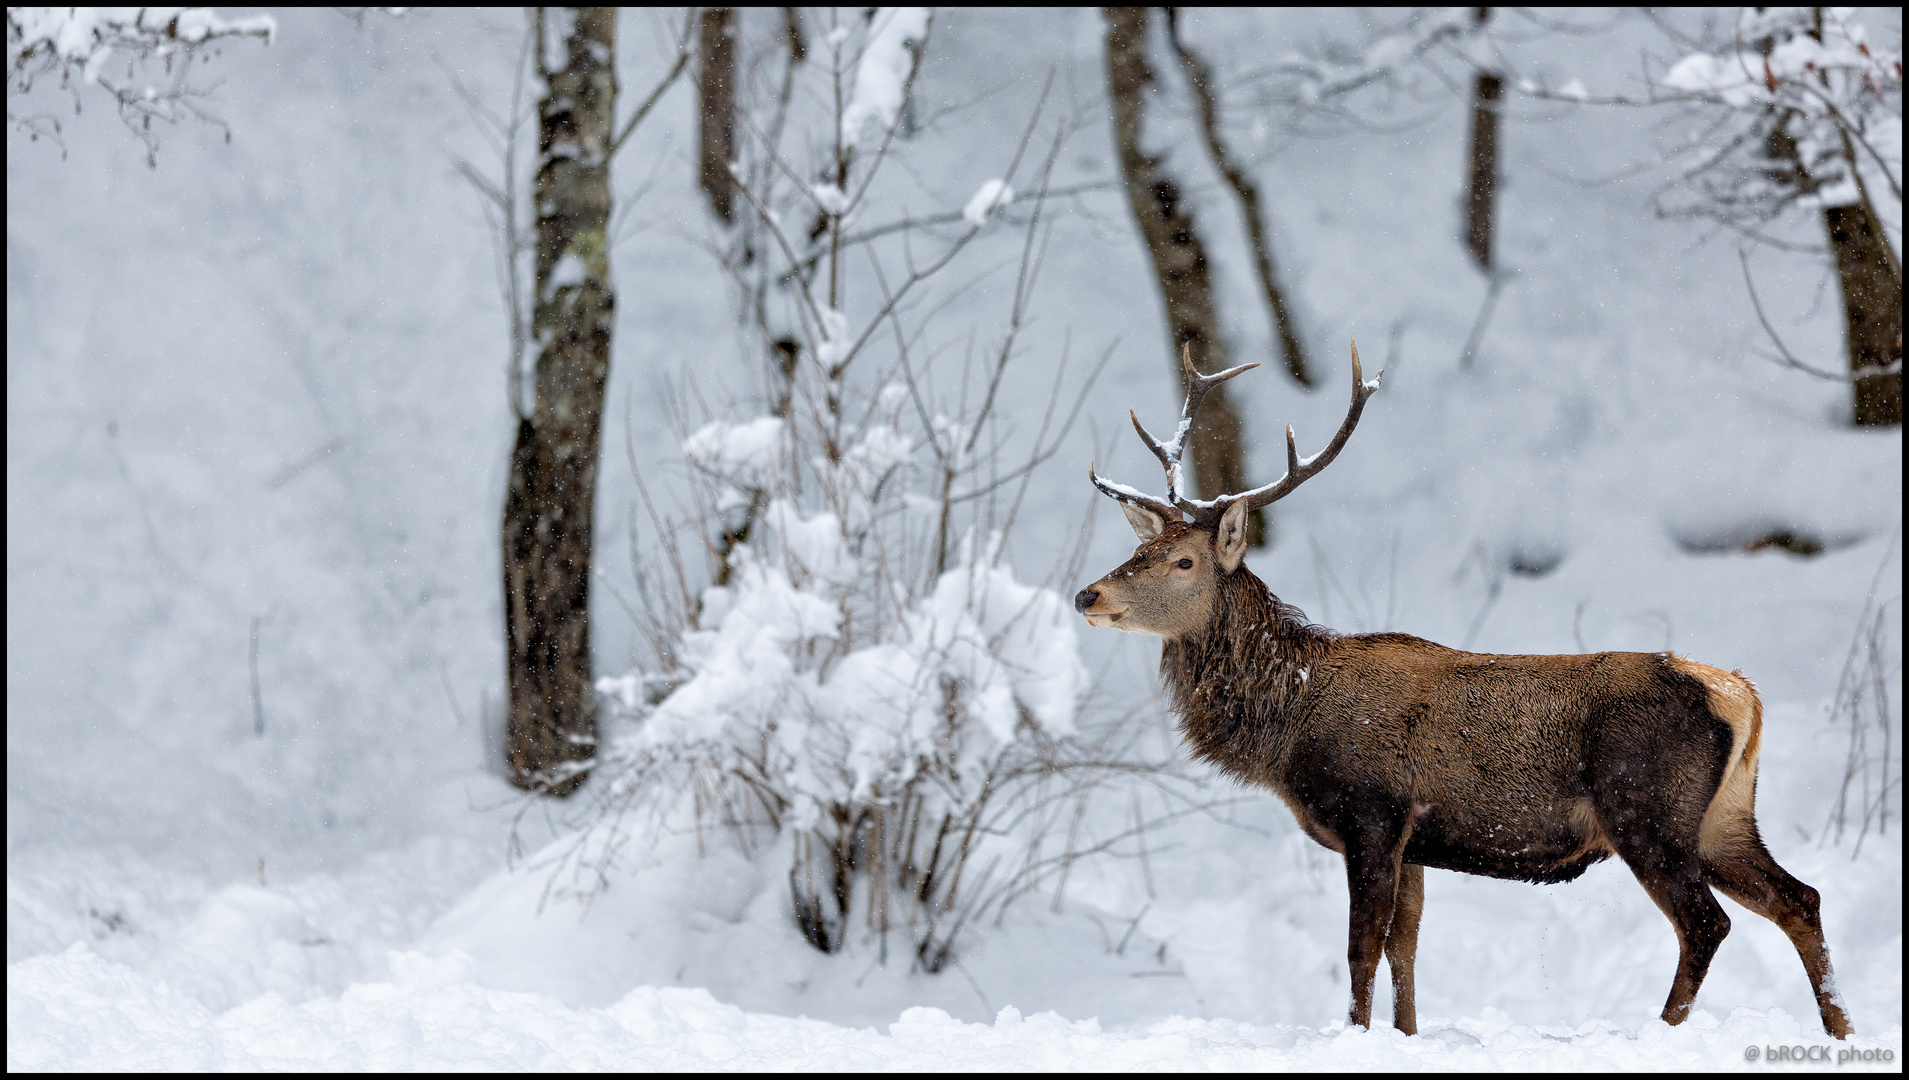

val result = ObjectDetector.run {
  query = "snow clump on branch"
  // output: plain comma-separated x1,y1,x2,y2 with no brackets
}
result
840,8,931,151
961,179,1014,227
7,7,277,69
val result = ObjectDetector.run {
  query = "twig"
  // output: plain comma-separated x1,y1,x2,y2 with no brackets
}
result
610,36,692,159
1460,544,1504,650
437,657,468,728
1823,526,1902,853
837,181,1121,251
249,615,266,738
1115,902,1151,956
266,435,349,490
1740,249,1903,382
1457,270,1508,369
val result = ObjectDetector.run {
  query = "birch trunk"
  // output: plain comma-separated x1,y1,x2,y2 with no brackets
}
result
503,6,618,796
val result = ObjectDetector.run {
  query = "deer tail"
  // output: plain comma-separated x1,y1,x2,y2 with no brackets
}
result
1671,657,1763,856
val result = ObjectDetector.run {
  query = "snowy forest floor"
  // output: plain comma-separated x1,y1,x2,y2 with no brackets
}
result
8,8,1903,1071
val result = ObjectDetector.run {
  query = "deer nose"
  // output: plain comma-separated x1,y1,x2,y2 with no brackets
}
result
1074,588,1098,613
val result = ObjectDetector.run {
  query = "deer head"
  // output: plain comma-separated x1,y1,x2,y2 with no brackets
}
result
1075,341,1381,638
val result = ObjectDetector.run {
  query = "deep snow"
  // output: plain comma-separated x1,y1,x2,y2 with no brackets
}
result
8,7,1902,1071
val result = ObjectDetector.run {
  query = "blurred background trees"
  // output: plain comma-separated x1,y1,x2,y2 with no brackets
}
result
1641,7,1901,426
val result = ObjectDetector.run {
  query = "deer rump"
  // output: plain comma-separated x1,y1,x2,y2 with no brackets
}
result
1195,640,1756,887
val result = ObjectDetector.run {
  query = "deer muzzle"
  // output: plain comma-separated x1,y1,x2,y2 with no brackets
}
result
1075,586,1126,626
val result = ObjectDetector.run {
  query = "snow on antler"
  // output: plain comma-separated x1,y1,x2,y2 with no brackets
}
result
1092,341,1381,526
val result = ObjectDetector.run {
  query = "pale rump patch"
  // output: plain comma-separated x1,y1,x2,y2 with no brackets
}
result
1671,656,1764,855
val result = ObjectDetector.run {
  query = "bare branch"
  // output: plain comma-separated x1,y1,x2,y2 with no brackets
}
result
1740,249,1902,382
610,41,691,159
1165,10,1313,386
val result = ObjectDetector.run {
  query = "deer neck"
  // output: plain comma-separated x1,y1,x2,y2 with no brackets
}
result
1160,566,1333,784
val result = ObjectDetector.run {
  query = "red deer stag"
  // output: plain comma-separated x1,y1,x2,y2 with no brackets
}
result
1075,343,1852,1038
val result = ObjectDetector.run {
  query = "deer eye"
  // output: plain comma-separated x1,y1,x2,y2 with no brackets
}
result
1176,558,1194,569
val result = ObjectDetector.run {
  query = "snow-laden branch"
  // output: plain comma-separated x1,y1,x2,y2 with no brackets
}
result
839,7,930,152
960,178,1012,227
8,6,275,61
1654,8,1901,215
1267,8,1472,105
7,6,277,164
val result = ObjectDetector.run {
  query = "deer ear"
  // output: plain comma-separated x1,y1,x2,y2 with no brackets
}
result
1120,502,1168,542
1215,500,1250,572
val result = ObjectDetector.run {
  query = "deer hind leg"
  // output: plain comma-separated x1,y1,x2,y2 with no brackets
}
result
1702,818,1853,1038
1613,829,1731,1026
1385,862,1425,1035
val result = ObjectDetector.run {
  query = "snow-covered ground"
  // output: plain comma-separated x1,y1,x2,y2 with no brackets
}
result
12,945,1896,1071
8,8,1901,1071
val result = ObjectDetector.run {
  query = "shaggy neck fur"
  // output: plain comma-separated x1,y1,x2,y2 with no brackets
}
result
1160,564,1336,784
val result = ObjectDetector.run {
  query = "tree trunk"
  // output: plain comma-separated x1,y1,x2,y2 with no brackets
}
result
698,8,737,223
1104,6,1264,546
1824,200,1903,426
782,7,806,63
503,6,619,796
1464,70,1502,272
1463,9,1500,272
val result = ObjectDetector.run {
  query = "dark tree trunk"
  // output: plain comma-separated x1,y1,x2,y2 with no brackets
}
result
1463,9,1500,272
1824,200,1902,426
1164,9,1313,388
1104,6,1265,546
782,7,806,63
503,6,619,796
1464,70,1502,272
698,8,737,223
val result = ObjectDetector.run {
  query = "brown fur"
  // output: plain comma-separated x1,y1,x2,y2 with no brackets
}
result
1076,520,1853,1038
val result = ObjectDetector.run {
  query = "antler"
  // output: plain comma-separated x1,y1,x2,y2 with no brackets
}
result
1088,460,1183,523
1210,340,1381,519
1130,344,1260,516
1090,340,1381,528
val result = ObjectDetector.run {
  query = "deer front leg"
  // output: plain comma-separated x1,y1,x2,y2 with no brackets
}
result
1343,829,1406,1029
1386,862,1425,1035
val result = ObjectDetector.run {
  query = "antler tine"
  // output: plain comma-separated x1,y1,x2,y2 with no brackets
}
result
1130,409,1175,480
1221,339,1382,516
1089,460,1184,523
1092,344,1268,522
1131,344,1259,508
1178,345,1260,445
